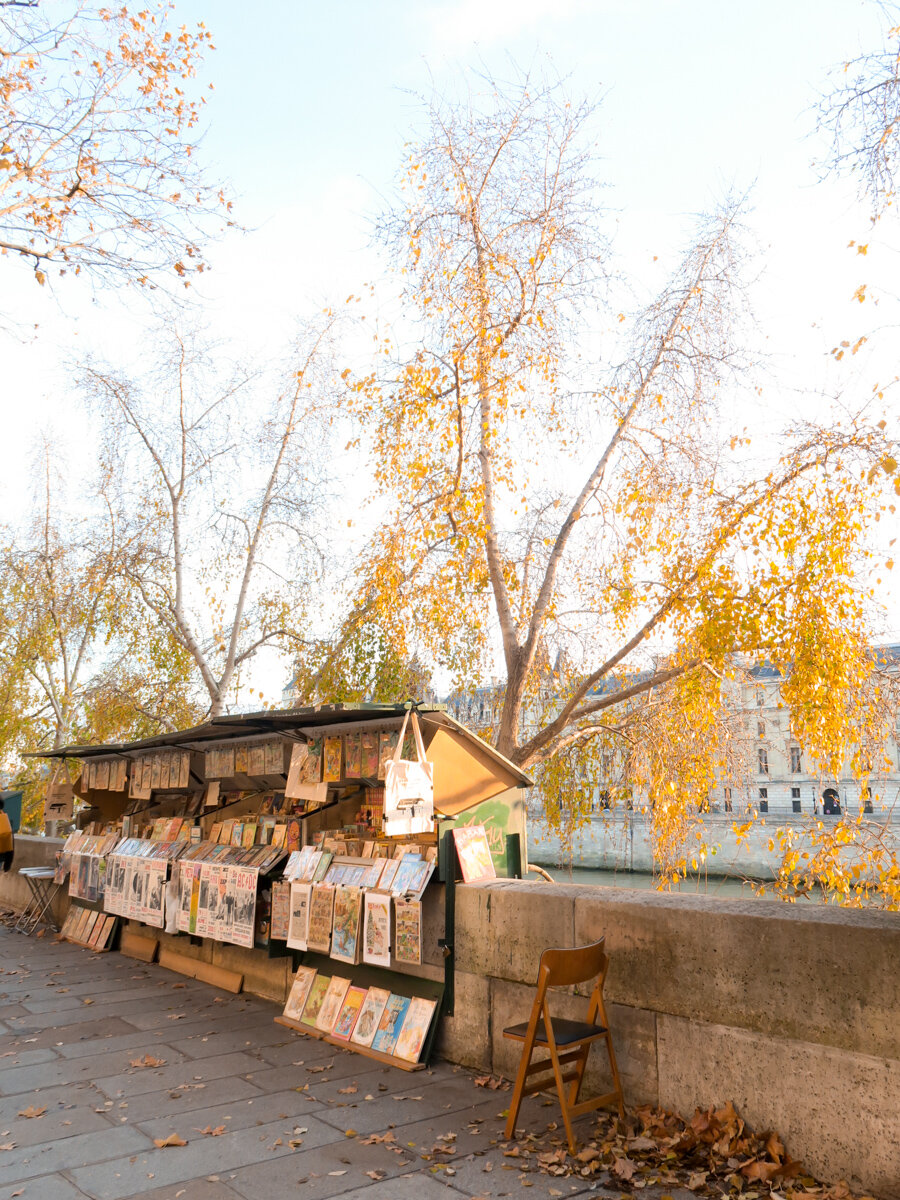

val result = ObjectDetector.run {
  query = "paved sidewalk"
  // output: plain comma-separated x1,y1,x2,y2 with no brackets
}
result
0,926,616,1200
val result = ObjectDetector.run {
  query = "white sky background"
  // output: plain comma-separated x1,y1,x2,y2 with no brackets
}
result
2,0,900,705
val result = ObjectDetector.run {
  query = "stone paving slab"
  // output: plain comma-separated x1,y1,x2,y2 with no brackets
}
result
0,1123,152,1188
0,1172,94,1200
112,1076,264,1125
0,1043,189,1096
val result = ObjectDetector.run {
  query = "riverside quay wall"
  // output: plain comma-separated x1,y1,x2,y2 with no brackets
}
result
2,839,898,1196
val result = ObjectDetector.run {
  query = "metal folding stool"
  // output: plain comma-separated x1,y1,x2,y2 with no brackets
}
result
13,867,62,934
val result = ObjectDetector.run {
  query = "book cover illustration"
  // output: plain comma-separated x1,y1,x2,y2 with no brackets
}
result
344,734,362,778
377,731,399,780
330,885,362,964
391,853,424,896
283,965,317,1022
452,824,497,883
332,985,367,1040
303,738,323,784
362,890,391,968
322,736,342,782
394,996,438,1063
306,884,335,953
234,745,249,775
316,975,352,1032
351,986,391,1048
249,744,266,776
360,732,380,778
265,739,283,775
371,994,411,1056
286,881,312,951
378,857,400,891
300,975,331,1028
394,898,422,965
284,742,309,798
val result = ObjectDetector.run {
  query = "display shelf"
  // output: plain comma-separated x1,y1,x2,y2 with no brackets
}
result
274,950,443,1069
274,1015,427,1071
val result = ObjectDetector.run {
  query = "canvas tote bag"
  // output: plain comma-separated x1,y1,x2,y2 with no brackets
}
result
383,710,435,836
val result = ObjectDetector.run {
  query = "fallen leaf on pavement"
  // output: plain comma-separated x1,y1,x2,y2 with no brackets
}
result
195,1125,226,1136
17,1106,46,1119
153,1134,187,1148
130,1055,166,1069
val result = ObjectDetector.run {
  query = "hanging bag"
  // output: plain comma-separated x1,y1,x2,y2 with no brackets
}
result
383,710,435,836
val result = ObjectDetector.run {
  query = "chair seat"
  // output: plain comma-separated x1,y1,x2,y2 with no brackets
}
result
503,1017,608,1046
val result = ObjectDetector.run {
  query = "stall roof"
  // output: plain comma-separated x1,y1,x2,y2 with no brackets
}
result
29,703,533,789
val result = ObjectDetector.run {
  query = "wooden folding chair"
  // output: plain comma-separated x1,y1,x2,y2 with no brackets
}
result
502,938,625,1153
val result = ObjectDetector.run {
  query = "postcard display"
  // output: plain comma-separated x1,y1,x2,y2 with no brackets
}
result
274,841,442,1071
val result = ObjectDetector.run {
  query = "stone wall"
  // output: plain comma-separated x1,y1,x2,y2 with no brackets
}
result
3,839,899,1196
437,878,900,1199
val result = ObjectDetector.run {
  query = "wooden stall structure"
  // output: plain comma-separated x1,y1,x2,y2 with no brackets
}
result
37,703,532,1068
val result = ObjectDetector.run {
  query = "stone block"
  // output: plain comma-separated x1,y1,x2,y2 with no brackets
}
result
455,880,574,983
574,886,900,1060
658,1013,900,1200
434,969,491,1069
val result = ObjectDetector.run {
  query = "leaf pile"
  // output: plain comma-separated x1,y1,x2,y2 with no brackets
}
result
516,1102,876,1199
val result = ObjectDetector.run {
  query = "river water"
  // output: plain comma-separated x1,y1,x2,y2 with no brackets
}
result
544,865,780,899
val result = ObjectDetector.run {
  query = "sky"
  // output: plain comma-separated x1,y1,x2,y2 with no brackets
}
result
3,0,899,699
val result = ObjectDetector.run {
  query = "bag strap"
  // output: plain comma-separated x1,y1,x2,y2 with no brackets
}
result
409,711,427,764
392,710,411,764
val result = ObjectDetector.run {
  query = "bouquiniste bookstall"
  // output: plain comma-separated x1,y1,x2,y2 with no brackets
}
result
40,704,531,1071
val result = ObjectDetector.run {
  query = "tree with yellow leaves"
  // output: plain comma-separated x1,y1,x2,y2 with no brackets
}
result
0,1,231,294
309,73,897,893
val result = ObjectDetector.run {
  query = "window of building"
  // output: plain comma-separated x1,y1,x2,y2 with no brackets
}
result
755,687,765,708
758,747,769,775
790,745,801,773
791,786,801,813
759,786,768,812
757,720,765,739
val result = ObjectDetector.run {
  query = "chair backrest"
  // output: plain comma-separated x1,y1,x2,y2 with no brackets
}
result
538,939,607,988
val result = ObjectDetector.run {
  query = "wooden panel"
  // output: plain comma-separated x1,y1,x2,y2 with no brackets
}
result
120,928,159,962
426,727,521,816
158,947,243,994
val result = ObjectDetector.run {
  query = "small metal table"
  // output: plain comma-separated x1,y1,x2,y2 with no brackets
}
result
13,867,62,935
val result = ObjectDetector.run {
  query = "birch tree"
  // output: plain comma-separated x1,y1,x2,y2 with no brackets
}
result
81,319,334,718
312,73,896,890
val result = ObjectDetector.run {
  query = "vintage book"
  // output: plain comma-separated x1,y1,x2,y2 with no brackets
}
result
350,986,390,1048
404,860,436,899
330,886,362,965
284,742,309,798
271,824,287,849
80,910,101,944
265,738,283,775
249,744,266,776
283,965,317,1022
220,819,235,845
394,996,437,1063
234,744,249,775
271,879,290,941
391,853,424,896
286,818,302,853
286,881,312,951
360,731,380,778
241,823,257,849
322,736,342,782
377,731,399,781
302,738,323,783
159,756,171,789
306,883,335,954
362,890,392,968
371,993,411,1056
378,858,400,891
311,849,333,882
452,824,497,883
300,975,331,1029
332,985,367,1041
344,733,362,778
394,898,422,965
230,822,245,847
359,858,386,889
316,975,351,1032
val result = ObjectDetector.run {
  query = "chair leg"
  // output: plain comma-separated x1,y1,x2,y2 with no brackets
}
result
546,1041,578,1154
604,1031,626,1119
504,1038,535,1141
567,1042,591,1109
